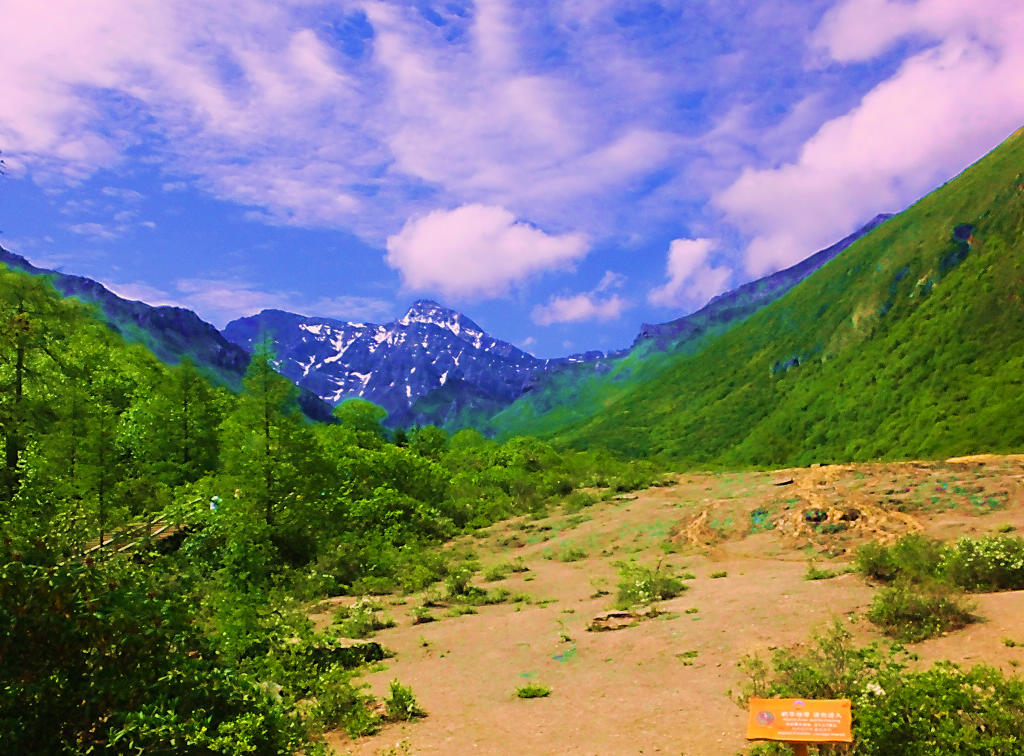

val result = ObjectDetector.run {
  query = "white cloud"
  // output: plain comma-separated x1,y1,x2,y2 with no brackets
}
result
0,0,685,239
385,204,589,300
531,292,626,326
595,270,626,292
101,277,393,328
67,222,120,241
364,2,680,230
716,0,1024,276
648,238,732,309
101,187,144,202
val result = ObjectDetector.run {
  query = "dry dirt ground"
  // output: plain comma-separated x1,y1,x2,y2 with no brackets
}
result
316,455,1024,756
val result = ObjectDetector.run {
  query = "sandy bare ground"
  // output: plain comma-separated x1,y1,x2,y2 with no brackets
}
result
318,456,1024,756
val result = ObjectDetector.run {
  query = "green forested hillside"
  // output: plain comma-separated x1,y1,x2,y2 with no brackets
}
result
520,126,1024,466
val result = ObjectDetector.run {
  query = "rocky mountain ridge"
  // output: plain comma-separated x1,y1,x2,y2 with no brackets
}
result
222,301,562,427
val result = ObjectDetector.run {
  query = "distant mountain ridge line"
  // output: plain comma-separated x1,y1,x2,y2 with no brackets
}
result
0,210,896,431
0,246,335,422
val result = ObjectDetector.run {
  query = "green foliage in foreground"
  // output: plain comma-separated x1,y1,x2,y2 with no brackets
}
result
0,547,309,754
495,125,1024,467
740,621,1024,755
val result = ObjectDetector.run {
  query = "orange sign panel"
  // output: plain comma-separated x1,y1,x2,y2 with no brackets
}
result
746,698,853,743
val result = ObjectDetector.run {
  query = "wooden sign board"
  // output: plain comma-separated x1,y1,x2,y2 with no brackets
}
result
746,698,853,743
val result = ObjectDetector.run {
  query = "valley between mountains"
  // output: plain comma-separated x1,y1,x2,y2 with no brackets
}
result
3,122,1024,754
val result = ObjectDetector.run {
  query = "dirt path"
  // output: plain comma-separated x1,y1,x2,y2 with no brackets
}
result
322,457,1024,755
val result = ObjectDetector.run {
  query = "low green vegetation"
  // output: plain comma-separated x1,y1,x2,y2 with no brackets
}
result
384,680,426,721
740,621,1024,754
856,533,1024,591
855,533,1024,640
865,579,976,642
515,684,551,699
332,598,397,638
614,561,687,609
804,562,840,580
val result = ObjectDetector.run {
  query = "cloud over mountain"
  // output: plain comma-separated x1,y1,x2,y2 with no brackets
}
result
386,204,589,300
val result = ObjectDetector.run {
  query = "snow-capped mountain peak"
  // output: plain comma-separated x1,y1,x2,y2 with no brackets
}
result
397,300,486,343
222,302,546,427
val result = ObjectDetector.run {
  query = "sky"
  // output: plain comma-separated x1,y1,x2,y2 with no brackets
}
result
1,0,1023,358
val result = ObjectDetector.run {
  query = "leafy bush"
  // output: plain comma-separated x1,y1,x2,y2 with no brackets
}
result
939,535,1024,591
563,490,596,513
384,680,426,721
866,579,976,642
309,666,380,737
805,562,838,580
614,561,687,609
515,684,551,699
738,620,1024,754
332,598,396,639
855,534,944,583
858,534,1024,592
445,567,476,597
853,663,1024,755
0,552,309,754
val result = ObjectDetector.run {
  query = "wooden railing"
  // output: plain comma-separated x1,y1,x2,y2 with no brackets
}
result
80,498,202,558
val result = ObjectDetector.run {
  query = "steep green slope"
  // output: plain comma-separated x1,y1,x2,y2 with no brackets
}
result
477,216,889,439
546,126,1024,466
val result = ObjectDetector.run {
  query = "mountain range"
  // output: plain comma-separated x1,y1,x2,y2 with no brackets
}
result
2,124,1022,462
218,214,890,427
0,208,892,431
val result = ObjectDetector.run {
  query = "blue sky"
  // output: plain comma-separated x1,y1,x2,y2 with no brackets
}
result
2,0,1023,357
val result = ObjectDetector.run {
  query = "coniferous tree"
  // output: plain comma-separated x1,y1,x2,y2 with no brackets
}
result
219,340,309,525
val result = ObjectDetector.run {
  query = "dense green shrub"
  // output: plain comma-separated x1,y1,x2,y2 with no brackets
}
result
855,534,944,583
309,666,380,737
384,680,426,721
857,534,1024,593
940,535,1024,591
866,579,976,642
563,490,597,513
0,551,309,754
614,561,687,609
